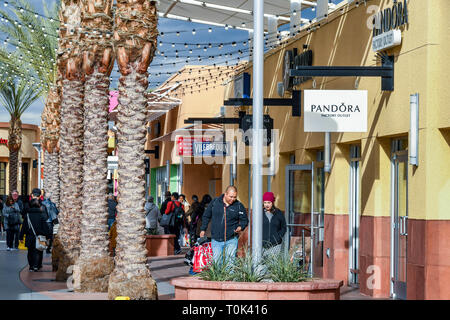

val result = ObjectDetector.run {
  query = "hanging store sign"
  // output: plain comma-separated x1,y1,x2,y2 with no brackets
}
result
372,0,408,52
304,90,367,132
107,156,118,170
0,138,7,146
176,136,213,156
192,142,230,157
283,49,313,91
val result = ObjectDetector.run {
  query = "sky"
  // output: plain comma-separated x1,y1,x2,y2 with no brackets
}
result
0,0,345,126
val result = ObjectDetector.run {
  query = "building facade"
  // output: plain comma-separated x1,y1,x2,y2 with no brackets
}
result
220,0,450,299
0,122,41,198
144,0,450,299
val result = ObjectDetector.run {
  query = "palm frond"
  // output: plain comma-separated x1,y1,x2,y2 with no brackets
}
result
0,79,42,120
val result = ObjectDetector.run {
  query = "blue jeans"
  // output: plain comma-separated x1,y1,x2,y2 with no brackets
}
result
211,237,238,265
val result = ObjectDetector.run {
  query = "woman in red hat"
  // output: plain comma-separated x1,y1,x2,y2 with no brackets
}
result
262,192,287,257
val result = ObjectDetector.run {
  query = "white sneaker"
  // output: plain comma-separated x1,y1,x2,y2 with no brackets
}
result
6,247,11,251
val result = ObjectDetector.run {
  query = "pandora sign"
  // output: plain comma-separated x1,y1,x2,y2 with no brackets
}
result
304,90,368,132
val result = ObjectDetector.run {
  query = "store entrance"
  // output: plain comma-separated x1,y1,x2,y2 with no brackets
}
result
391,140,408,300
284,162,324,278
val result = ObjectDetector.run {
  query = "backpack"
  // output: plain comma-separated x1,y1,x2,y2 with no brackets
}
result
172,201,185,223
43,200,59,222
7,208,20,225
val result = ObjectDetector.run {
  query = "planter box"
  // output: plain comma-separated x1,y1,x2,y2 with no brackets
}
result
146,234,176,257
171,277,343,300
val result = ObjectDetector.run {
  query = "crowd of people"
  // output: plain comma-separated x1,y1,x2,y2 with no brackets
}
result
0,188,59,271
1,185,286,274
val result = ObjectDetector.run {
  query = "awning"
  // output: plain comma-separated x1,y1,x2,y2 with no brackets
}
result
147,84,182,122
151,123,224,142
156,0,320,30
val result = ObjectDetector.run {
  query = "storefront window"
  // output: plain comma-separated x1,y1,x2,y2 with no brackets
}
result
0,162,6,195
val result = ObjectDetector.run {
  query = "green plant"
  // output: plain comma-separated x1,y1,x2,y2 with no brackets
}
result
263,249,309,282
231,248,266,282
197,252,234,282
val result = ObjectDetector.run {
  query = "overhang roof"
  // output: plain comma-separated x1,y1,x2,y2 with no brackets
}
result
157,0,326,31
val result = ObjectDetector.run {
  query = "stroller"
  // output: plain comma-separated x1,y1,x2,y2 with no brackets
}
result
184,236,212,275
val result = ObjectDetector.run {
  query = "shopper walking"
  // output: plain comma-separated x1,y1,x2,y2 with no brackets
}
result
193,194,212,241
187,195,201,246
164,192,185,254
2,195,22,250
41,191,59,254
261,192,287,257
107,194,117,230
20,198,51,271
200,186,248,264
144,196,161,234
160,191,171,234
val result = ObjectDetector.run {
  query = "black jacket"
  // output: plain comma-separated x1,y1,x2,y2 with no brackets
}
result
20,207,51,249
262,208,287,248
200,194,248,242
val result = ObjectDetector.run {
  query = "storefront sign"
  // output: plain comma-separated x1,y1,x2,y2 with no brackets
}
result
283,49,313,91
304,90,367,132
107,156,118,170
372,29,402,52
192,142,229,157
372,0,408,52
0,138,7,146
176,136,213,156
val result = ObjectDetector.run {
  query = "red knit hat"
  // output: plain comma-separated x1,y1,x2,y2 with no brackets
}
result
263,192,275,203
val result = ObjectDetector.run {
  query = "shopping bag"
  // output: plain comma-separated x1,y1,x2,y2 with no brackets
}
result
192,242,212,273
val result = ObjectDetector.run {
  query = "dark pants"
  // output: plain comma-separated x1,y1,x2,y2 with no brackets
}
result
166,224,181,252
6,230,19,249
27,247,43,269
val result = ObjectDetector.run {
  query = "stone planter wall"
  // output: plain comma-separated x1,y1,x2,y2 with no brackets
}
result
171,277,343,300
145,234,176,257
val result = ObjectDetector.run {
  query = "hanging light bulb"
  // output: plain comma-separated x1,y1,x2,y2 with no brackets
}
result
208,28,212,33
192,29,196,35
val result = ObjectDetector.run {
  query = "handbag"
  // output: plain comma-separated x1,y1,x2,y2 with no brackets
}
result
160,212,174,227
27,214,48,251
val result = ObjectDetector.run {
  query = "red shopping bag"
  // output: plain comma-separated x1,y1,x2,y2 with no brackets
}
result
192,242,212,273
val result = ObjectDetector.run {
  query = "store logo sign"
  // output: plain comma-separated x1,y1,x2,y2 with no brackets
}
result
370,0,408,52
0,138,7,146
304,90,367,132
283,49,313,91
192,142,229,157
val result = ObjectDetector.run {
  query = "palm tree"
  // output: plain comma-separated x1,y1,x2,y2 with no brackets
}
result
54,0,85,282
107,0,159,300
72,0,115,292
0,80,42,192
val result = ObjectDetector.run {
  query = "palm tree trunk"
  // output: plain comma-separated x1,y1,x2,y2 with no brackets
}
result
107,0,158,300
8,117,22,192
56,78,84,281
8,149,19,192
55,0,84,282
74,69,114,292
71,0,115,292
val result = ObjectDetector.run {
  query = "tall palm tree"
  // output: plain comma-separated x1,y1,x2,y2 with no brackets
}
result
107,0,159,300
72,0,115,292
0,80,42,192
55,0,85,282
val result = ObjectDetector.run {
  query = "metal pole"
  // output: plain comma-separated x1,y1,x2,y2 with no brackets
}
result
324,132,331,173
37,148,41,189
166,160,170,192
252,0,264,264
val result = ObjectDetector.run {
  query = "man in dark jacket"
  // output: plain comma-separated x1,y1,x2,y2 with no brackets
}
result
200,186,248,264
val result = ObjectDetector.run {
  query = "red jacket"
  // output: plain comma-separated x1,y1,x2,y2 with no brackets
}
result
165,200,184,214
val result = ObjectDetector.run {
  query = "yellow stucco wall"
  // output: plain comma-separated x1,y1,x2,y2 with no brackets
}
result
222,0,450,220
